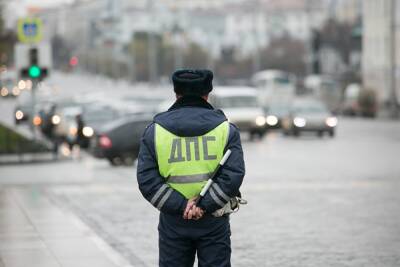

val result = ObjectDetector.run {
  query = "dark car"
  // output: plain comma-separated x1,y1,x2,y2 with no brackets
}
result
342,84,378,117
14,91,34,124
78,103,122,148
91,115,153,166
14,91,52,125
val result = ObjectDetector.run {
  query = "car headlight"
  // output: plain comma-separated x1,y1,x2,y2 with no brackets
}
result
1,87,9,97
266,115,278,126
51,115,61,125
83,126,94,137
12,87,20,96
255,116,266,126
326,117,338,127
18,80,26,90
293,117,306,127
15,110,24,120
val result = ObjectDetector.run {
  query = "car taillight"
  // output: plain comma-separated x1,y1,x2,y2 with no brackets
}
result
99,135,112,148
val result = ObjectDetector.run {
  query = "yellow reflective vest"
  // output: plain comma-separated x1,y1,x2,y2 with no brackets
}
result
155,121,229,199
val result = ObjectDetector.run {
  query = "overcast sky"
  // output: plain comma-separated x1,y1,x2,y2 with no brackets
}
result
4,0,75,27
7,0,75,16
17,0,74,8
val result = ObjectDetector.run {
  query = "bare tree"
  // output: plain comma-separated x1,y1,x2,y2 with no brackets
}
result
0,1,16,67
319,18,360,66
259,35,307,76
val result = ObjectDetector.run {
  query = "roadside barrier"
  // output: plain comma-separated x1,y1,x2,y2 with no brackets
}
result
0,123,54,163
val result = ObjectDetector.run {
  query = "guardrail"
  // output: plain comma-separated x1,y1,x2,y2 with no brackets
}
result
0,123,54,163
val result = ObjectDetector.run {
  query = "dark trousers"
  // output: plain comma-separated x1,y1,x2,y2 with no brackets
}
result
158,214,231,267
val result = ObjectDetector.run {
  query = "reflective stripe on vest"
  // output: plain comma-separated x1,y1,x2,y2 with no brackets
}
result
155,121,229,199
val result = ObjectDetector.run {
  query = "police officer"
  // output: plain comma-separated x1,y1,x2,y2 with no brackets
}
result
137,69,245,267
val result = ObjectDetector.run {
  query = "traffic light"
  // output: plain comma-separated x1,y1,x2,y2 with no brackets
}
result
20,47,48,81
69,56,79,67
28,65,42,78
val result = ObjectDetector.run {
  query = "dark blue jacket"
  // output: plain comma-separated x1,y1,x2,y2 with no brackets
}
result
137,95,245,216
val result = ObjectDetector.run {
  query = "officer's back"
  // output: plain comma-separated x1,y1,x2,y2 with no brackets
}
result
137,69,245,267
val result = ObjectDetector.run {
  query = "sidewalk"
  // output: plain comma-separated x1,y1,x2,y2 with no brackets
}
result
0,187,134,267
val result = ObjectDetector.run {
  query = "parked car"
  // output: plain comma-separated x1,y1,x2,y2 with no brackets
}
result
342,84,378,117
358,88,378,117
91,115,153,165
342,83,361,116
209,86,267,140
282,98,338,137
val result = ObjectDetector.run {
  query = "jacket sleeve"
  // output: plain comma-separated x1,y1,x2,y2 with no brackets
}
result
198,123,245,213
136,123,187,215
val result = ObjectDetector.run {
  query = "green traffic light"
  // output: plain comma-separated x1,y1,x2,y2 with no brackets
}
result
28,65,41,78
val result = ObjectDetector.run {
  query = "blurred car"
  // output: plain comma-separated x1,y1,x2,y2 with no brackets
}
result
282,98,337,137
52,100,121,148
79,103,123,148
342,83,360,116
304,74,342,113
358,88,378,117
0,71,20,98
209,86,267,140
48,99,83,141
264,102,291,130
14,104,32,124
37,102,58,138
14,91,31,124
91,115,153,165
342,84,377,118
120,95,167,115
252,69,296,107
14,91,48,124
53,105,82,146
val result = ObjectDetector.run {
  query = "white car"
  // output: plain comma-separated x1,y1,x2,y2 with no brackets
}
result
282,98,338,137
209,86,267,139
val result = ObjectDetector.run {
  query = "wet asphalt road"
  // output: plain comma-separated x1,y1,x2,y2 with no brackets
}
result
2,117,399,266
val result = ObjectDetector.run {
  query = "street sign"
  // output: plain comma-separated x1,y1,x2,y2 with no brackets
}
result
17,17,43,43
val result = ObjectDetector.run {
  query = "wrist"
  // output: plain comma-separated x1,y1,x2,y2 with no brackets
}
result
197,202,207,213
180,199,188,213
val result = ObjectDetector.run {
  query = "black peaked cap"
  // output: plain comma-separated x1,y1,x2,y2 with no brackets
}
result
172,69,213,96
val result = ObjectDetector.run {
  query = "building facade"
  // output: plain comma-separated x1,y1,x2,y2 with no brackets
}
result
333,0,362,23
362,0,400,105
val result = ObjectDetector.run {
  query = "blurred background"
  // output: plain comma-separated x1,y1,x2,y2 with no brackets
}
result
0,1,399,267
